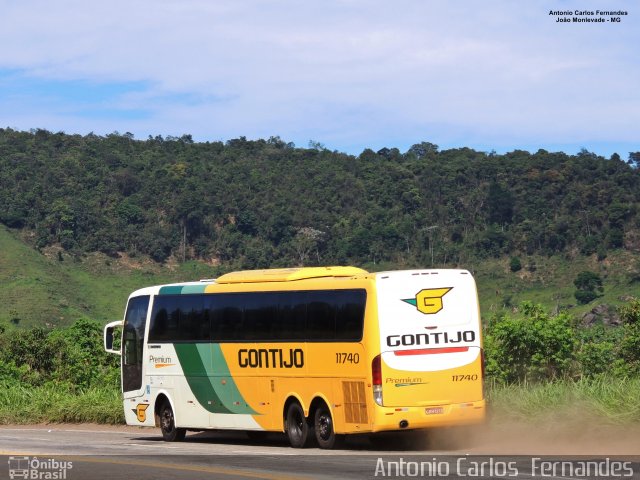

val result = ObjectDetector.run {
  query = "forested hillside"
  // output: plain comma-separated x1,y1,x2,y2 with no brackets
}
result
1,128,639,271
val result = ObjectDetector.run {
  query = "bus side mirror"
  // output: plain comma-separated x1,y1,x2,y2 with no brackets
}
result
104,320,123,355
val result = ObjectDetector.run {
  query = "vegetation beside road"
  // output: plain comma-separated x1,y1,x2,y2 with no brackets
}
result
0,318,123,424
484,298,640,382
487,377,640,426
0,384,123,424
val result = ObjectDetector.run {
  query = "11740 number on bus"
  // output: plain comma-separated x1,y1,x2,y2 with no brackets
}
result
336,352,360,364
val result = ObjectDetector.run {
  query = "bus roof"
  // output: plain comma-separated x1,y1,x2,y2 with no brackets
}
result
216,266,368,284
374,268,471,279
126,268,473,298
126,267,369,298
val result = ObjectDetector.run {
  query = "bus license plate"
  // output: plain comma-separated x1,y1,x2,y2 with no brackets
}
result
425,407,444,415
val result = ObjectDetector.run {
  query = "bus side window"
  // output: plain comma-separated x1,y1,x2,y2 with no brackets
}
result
149,295,209,342
152,308,168,339
243,292,277,340
149,296,176,342
307,292,336,340
210,294,244,341
334,290,366,341
277,292,307,341
177,295,207,341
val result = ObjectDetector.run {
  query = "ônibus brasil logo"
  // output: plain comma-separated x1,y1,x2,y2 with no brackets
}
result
402,287,452,314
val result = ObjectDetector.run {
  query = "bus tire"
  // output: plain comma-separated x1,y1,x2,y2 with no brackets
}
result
285,402,310,448
159,401,186,442
314,405,344,449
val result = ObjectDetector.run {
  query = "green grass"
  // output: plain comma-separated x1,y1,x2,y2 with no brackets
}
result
0,383,124,424
473,251,640,318
487,377,640,426
0,225,219,328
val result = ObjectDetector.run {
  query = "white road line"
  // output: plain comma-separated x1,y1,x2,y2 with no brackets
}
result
61,429,143,434
122,443,179,448
0,427,135,435
231,450,295,455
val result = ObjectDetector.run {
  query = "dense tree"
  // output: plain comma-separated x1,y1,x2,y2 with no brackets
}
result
406,142,438,160
486,182,514,225
0,128,639,270
574,271,604,304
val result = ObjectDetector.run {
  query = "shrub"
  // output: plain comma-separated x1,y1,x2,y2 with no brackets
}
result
574,289,598,304
575,325,620,377
509,256,522,272
484,302,575,383
574,271,603,304
0,318,119,389
617,298,640,375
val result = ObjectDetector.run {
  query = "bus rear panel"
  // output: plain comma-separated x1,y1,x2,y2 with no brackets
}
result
372,269,485,432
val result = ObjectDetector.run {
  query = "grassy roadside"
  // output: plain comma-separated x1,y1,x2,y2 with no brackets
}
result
0,225,217,328
487,377,640,426
1,378,639,426
0,384,123,425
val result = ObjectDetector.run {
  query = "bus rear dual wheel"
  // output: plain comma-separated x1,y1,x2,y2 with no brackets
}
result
285,403,344,449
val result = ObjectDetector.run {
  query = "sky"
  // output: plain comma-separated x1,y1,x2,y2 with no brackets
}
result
0,0,638,157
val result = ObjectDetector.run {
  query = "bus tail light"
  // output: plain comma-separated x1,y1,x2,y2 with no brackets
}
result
372,354,383,406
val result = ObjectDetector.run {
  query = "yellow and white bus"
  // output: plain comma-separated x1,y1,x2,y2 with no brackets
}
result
104,267,485,448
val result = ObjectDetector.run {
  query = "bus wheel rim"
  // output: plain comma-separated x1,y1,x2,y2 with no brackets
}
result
318,413,331,440
162,409,173,431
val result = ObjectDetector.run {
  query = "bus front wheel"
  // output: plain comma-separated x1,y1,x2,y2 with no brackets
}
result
285,402,310,448
314,406,344,449
159,402,186,442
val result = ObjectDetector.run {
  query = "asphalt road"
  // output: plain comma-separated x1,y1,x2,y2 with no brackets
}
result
1,426,639,479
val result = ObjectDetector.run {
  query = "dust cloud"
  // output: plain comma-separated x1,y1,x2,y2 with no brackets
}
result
422,420,640,455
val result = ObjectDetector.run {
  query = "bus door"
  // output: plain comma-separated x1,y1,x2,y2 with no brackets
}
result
376,271,483,407
122,295,151,398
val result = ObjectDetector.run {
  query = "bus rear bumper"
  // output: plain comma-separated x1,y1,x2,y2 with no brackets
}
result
370,399,486,433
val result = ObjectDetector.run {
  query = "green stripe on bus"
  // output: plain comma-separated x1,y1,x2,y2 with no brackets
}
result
174,343,232,414
180,285,207,294
208,344,257,414
158,285,207,295
158,286,183,295
173,343,257,415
